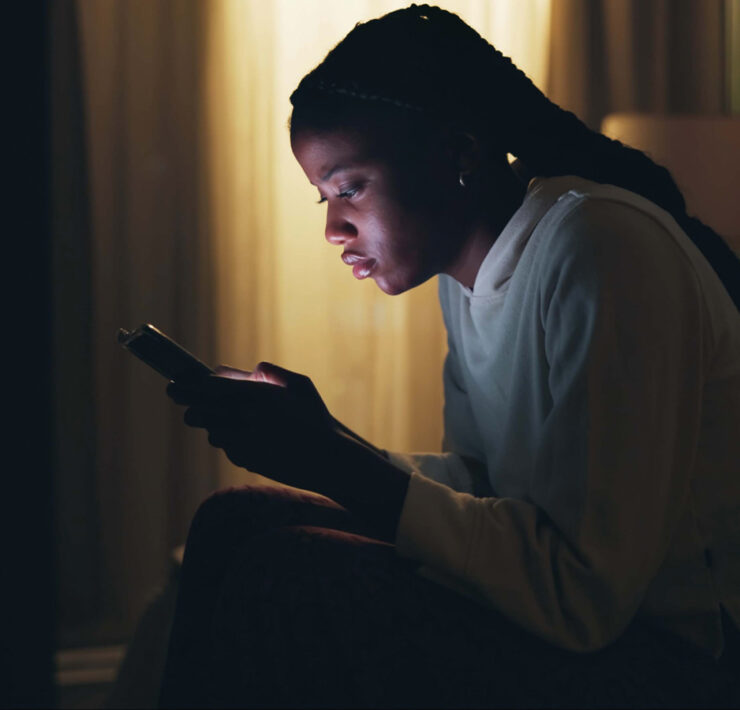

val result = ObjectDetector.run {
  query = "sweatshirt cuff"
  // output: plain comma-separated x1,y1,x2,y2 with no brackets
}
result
385,450,481,494
385,450,417,474
395,471,479,579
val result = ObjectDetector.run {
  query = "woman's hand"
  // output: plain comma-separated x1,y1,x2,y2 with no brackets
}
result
167,362,338,489
168,361,412,540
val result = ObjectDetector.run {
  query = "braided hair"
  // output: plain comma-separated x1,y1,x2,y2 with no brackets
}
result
290,4,740,309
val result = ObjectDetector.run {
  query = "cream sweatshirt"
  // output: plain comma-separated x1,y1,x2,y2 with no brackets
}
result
389,176,740,656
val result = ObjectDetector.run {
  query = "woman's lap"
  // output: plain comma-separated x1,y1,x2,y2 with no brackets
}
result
160,484,738,709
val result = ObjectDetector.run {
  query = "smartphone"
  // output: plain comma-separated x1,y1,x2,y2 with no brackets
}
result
117,323,214,382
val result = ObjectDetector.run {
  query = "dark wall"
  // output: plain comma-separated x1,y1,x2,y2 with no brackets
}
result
1,1,56,707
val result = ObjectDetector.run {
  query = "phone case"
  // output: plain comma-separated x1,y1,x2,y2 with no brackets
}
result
117,323,214,382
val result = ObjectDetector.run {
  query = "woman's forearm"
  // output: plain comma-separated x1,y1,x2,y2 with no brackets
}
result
316,429,411,543
331,417,390,460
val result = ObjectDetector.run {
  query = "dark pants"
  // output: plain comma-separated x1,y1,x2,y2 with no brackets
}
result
159,484,739,709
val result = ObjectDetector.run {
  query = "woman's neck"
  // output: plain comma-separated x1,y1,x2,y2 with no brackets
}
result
443,167,528,290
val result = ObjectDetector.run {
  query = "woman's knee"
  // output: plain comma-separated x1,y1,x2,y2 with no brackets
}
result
185,484,348,553
188,485,264,538
213,525,398,615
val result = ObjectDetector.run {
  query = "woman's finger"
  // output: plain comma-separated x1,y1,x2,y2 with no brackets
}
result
167,381,196,405
214,364,254,380
184,405,240,429
207,429,233,449
205,426,259,469
252,361,299,387
183,406,210,428
173,375,286,408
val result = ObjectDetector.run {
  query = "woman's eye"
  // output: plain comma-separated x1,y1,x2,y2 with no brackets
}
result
339,186,359,199
316,185,361,205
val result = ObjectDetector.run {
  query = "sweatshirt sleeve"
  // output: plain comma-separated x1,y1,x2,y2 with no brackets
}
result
395,199,707,652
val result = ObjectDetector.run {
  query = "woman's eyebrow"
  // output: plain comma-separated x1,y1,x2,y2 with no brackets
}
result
320,164,351,182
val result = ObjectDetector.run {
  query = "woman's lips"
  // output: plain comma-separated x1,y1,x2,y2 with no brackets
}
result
352,261,376,279
342,252,377,279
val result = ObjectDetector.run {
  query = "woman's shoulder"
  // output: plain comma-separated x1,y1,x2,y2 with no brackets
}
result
528,176,696,274
532,177,736,319
531,176,678,237
530,178,740,351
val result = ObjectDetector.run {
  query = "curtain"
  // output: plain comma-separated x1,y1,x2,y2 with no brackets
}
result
203,0,552,489
57,0,552,644
547,0,730,129
57,0,220,641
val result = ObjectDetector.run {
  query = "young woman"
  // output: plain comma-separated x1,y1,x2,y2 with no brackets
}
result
160,5,740,707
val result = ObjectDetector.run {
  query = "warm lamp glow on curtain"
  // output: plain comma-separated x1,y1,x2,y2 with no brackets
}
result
62,0,551,638
203,0,553,488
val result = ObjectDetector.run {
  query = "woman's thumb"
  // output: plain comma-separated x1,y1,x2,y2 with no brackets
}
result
251,361,297,387
214,364,253,381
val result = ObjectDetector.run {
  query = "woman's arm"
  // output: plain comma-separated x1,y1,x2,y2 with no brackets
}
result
396,200,708,651
317,428,411,542
331,417,390,461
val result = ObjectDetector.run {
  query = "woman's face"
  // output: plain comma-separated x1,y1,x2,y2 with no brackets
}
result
291,127,468,295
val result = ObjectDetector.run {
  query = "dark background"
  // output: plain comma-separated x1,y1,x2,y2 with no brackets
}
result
3,1,55,707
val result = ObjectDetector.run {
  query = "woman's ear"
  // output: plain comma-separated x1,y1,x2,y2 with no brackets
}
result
445,130,484,177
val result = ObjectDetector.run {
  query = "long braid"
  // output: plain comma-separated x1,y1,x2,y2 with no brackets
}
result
291,4,740,309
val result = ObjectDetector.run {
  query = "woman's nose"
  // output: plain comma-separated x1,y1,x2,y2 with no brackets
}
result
324,203,357,246
325,207,357,245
